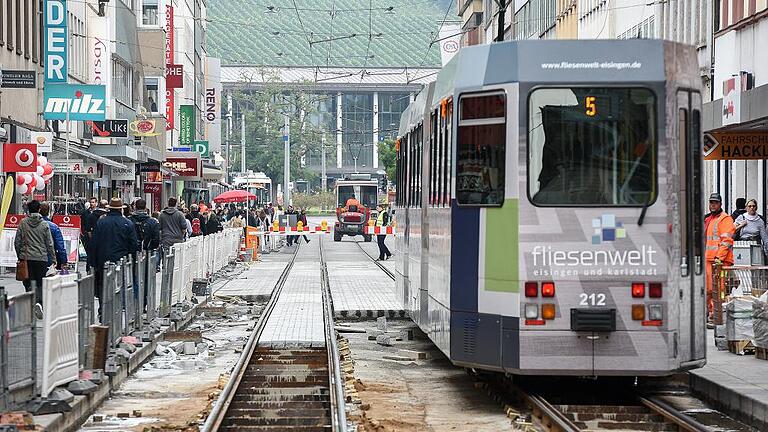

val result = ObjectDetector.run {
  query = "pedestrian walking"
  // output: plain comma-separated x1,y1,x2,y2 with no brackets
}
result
129,199,161,252
731,198,747,221
375,204,392,260
229,211,245,229
298,208,310,244
186,204,207,237
705,192,735,326
14,200,56,317
40,203,68,271
206,210,224,234
81,197,97,252
158,198,188,250
89,198,140,316
734,199,768,257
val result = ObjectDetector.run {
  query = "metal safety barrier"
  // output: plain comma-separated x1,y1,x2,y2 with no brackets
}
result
41,274,79,398
78,273,95,369
0,227,243,409
0,289,36,410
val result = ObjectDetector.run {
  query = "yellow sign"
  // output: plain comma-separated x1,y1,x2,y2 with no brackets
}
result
0,175,16,235
704,131,768,160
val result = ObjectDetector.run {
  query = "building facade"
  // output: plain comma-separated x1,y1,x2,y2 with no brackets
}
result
702,1,768,214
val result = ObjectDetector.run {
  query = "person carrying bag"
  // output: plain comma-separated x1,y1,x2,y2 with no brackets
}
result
14,200,56,318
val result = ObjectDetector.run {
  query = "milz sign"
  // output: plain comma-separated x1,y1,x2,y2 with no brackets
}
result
43,84,107,121
44,0,68,83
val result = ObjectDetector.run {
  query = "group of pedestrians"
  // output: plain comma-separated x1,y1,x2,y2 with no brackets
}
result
704,193,768,326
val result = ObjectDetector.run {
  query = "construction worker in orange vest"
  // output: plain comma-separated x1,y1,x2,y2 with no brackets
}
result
704,192,735,324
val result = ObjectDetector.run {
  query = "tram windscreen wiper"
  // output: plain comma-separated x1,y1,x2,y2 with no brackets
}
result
637,196,651,226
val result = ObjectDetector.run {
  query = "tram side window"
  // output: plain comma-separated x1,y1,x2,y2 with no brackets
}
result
431,111,438,206
528,88,657,206
456,93,506,206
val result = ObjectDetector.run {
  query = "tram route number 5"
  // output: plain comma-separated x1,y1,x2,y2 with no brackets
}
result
580,293,606,306
585,96,597,117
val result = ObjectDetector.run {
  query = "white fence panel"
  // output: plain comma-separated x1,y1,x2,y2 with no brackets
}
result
171,243,184,304
41,274,79,397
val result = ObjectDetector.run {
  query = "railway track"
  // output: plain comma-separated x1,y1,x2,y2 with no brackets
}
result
524,392,712,432
353,240,395,281
471,373,752,432
202,241,347,432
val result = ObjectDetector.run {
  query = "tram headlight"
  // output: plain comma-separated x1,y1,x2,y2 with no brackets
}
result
649,304,663,321
525,303,539,319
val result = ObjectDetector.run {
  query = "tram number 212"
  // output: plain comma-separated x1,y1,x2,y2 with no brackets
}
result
580,293,606,306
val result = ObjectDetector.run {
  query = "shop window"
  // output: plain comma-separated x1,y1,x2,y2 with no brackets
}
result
145,77,160,113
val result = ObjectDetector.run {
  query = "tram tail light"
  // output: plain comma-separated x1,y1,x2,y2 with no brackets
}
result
542,304,556,320
648,304,663,321
525,282,538,298
649,283,663,298
525,303,539,319
541,282,556,297
632,304,645,320
631,282,645,298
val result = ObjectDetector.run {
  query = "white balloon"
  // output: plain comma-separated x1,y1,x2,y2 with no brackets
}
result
38,155,48,166
15,184,27,194
22,173,33,184
43,173,54,181
35,175,44,186
36,166,44,176
35,180,45,191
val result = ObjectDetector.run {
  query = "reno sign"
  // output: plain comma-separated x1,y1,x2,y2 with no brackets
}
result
44,0,68,83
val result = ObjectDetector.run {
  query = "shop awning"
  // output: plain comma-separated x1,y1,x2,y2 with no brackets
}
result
53,143,127,169
202,167,224,180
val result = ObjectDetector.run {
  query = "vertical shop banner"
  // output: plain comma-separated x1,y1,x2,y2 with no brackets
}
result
52,215,81,264
89,13,112,138
723,75,741,126
165,5,175,131
0,215,26,266
44,0,68,83
205,57,222,154
179,105,194,148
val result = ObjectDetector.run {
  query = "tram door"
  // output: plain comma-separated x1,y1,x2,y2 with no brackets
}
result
677,90,705,362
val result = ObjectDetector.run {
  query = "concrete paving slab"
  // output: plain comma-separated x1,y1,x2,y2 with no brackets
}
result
258,241,325,348
213,247,294,300
689,330,768,430
327,261,401,316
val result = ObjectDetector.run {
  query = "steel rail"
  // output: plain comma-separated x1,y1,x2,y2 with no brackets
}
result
639,396,711,432
523,393,581,432
319,237,348,432
201,244,301,432
354,240,395,280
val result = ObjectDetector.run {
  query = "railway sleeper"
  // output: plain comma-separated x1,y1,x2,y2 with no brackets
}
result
221,416,331,427
219,426,331,432
223,408,331,420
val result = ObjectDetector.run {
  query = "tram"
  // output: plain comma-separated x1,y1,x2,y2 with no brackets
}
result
233,171,273,206
394,39,706,376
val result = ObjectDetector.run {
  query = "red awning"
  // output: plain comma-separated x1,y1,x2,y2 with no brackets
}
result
213,189,256,203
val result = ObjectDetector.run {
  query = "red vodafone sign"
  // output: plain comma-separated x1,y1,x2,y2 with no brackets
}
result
52,215,81,229
3,143,37,172
5,214,26,228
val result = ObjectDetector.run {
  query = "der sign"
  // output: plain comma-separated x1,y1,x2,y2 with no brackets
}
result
704,132,768,160
44,0,68,83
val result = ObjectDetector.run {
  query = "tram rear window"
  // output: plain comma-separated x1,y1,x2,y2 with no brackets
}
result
527,88,657,206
